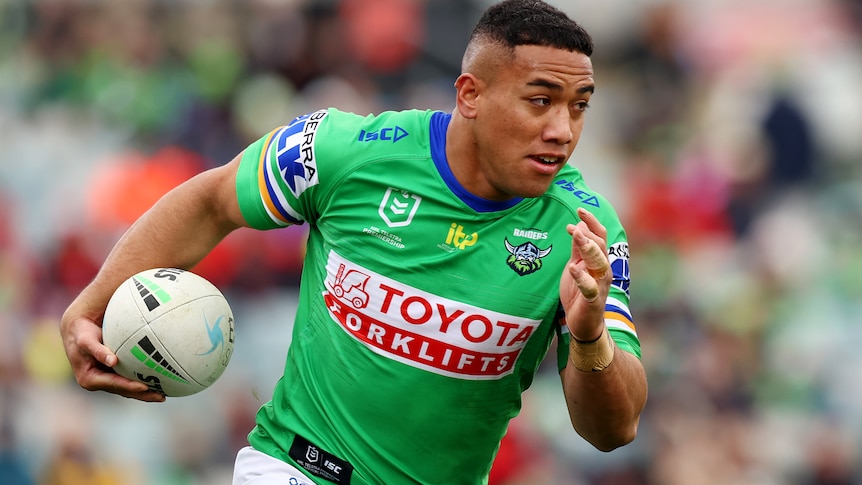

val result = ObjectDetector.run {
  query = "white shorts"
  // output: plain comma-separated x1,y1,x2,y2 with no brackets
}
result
233,446,316,485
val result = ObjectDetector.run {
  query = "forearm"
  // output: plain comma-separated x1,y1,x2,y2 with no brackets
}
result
560,343,647,451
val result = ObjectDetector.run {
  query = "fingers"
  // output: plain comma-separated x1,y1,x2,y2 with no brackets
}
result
93,343,118,368
566,208,611,303
577,207,607,240
576,229,610,280
570,260,600,302
66,316,165,402
71,324,114,367
77,359,166,402
88,372,166,402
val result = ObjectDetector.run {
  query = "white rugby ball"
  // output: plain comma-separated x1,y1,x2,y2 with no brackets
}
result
102,268,235,397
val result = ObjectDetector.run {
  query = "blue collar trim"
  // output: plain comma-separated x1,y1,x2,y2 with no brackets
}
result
429,111,522,212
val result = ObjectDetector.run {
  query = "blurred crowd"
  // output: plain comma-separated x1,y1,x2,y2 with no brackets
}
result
1,0,862,484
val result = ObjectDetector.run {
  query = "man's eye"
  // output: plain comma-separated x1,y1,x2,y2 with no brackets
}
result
573,101,591,112
530,98,551,107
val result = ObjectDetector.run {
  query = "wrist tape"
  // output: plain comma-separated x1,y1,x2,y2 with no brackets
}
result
569,326,615,372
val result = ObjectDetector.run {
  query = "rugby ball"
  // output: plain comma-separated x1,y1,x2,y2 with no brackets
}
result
102,268,234,397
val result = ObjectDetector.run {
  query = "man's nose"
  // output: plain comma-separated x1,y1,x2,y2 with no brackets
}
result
545,108,573,145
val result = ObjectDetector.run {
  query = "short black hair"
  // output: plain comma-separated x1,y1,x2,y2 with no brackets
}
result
470,0,593,56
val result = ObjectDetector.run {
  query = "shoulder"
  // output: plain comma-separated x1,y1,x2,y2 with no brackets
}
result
318,108,436,143
273,108,437,147
546,165,615,213
546,165,626,237
303,108,436,164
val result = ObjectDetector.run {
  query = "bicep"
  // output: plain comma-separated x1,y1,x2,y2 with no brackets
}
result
194,152,249,231
219,153,249,228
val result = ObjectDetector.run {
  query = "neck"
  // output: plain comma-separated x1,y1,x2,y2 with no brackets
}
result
445,111,481,195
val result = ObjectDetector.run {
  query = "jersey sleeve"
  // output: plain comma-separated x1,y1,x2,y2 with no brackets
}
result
235,109,330,229
555,197,640,372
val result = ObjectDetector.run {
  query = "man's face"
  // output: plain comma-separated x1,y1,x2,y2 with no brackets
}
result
466,44,594,200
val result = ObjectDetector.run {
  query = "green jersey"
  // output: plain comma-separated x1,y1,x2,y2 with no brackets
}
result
235,108,639,485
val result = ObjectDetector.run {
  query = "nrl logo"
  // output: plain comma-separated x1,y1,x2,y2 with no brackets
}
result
378,187,421,228
504,238,552,276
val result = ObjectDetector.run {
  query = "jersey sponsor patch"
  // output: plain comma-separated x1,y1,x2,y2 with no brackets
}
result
378,187,421,228
323,250,541,380
512,228,548,240
269,110,327,199
357,125,409,143
554,179,600,207
608,242,630,297
288,435,353,485
440,222,478,251
504,238,552,276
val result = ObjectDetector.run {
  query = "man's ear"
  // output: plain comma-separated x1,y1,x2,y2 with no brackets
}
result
454,73,480,120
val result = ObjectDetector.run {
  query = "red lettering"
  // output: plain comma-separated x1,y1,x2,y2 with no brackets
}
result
461,315,493,343
401,296,432,325
508,327,534,346
495,321,519,346
323,291,530,379
437,304,464,333
378,284,403,313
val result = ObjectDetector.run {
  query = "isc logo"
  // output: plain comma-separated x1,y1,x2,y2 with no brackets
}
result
357,126,409,143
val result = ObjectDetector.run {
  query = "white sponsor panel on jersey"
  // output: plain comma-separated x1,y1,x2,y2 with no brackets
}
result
323,250,541,380
273,110,326,198
607,242,630,297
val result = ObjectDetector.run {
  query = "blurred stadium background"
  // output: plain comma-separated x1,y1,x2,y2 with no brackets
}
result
1,0,862,483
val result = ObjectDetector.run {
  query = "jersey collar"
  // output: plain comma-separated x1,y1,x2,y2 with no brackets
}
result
429,111,523,213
